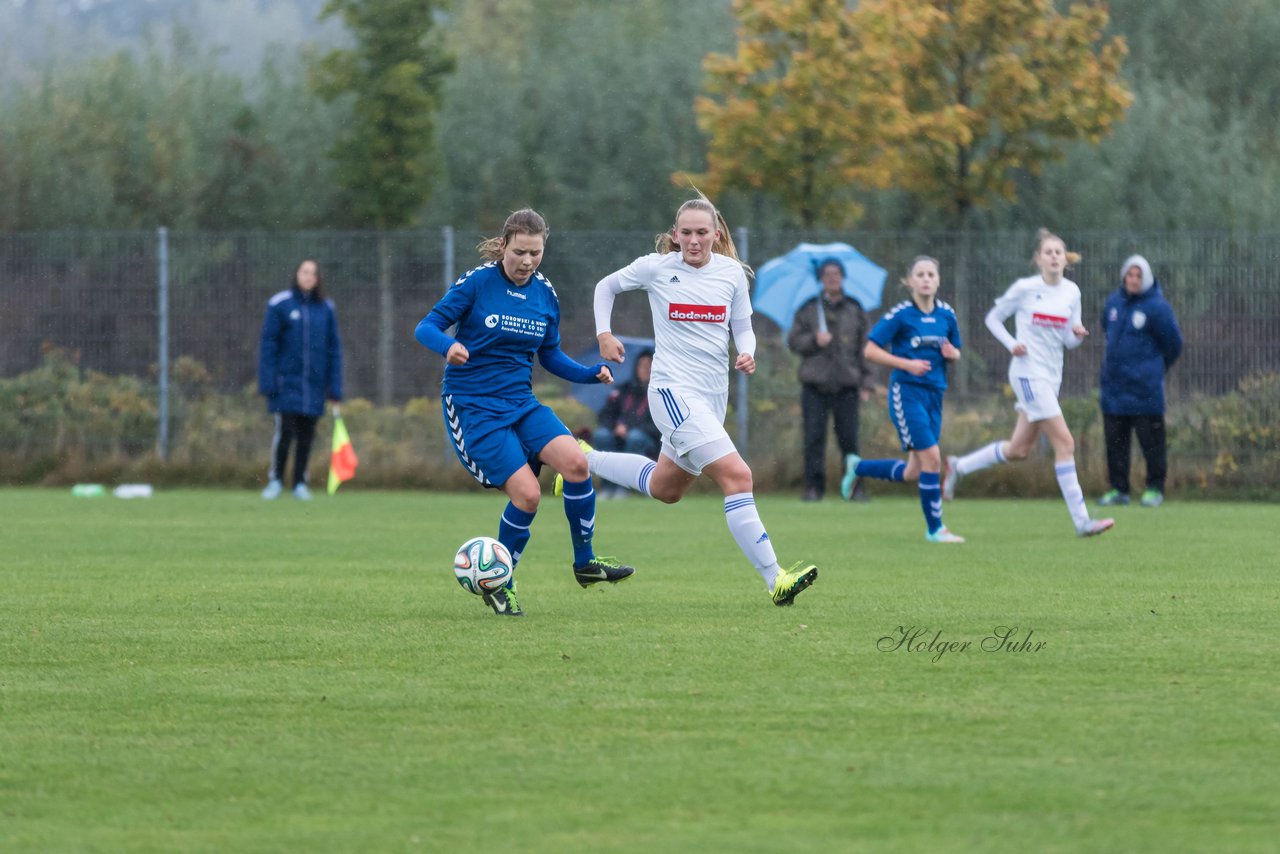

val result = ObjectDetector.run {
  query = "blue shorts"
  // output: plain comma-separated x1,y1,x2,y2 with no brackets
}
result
443,394,571,487
888,382,943,452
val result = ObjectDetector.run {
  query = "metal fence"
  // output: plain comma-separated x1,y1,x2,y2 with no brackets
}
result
2,227,1278,466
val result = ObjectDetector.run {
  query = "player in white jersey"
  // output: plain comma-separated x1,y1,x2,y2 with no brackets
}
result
556,195,818,606
943,229,1115,538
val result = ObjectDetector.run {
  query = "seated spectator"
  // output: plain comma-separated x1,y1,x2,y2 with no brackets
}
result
592,351,661,496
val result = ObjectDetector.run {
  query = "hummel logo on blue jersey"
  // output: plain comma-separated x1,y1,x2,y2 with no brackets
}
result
756,532,770,543
670,275,681,283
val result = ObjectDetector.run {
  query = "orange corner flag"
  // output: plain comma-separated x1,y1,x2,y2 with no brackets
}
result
328,415,358,495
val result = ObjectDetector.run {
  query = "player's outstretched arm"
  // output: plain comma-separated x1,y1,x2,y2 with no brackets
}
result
538,345,610,385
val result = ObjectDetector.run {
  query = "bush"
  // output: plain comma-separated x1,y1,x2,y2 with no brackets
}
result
1,350,1274,499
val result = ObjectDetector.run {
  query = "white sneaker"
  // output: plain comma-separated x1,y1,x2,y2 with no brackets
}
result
293,483,313,501
1077,518,1115,538
942,456,961,501
261,479,282,500
925,526,966,543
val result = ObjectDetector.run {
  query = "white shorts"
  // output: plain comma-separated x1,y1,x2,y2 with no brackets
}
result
1009,373,1063,422
648,386,736,476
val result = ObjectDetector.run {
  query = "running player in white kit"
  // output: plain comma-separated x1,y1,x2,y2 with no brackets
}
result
556,196,819,606
943,229,1114,538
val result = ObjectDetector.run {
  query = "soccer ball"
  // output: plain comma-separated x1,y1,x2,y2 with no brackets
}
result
453,536,514,595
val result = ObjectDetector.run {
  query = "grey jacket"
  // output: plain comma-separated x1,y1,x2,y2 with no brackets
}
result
787,294,874,393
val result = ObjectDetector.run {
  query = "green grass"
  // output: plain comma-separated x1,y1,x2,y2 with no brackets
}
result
2,488,1277,853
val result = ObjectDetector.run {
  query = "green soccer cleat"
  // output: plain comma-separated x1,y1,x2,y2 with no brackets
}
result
482,582,524,617
1098,489,1130,507
925,526,966,543
573,555,634,588
839,454,862,501
770,561,819,607
553,438,596,498
1140,489,1164,508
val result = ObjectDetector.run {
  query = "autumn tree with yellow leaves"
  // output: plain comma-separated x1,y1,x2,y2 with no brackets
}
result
692,0,1132,227
687,0,902,227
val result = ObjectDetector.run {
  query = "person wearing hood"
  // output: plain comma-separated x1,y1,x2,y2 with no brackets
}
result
1097,254,1183,508
257,259,344,500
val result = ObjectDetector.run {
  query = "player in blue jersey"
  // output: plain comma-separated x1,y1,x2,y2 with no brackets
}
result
839,256,965,542
414,209,635,617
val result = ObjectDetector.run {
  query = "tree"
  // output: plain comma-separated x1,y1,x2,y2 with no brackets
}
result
311,0,453,404
688,0,903,228
854,0,1132,225
311,0,453,229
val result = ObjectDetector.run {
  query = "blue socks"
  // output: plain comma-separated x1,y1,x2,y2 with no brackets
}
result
918,471,943,534
498,502,536,567
561,478,597,568
857,459,907,482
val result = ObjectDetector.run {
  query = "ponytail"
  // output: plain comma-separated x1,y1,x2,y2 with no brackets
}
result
1033,227,1082,266
656,192,753,277
478,208,549,260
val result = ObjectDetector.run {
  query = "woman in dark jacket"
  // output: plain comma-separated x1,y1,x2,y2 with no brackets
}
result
257,259,344,500
1098,254,1183,507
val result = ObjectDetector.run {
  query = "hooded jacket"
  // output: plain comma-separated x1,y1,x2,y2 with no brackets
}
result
258,284,344,416
787,293,873,394
1099,255,1183,415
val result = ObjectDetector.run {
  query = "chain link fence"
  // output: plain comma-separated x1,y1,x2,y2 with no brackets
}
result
2,228,1277,492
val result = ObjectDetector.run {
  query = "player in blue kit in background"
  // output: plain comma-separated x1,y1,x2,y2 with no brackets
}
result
839,256,965,542
414,209,635,617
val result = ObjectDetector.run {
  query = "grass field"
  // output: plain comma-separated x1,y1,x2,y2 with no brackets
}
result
2,487,1277,852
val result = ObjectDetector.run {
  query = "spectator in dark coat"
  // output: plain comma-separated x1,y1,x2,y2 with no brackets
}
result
787,259,874,501
258,259,344,500
1098,254,1183,508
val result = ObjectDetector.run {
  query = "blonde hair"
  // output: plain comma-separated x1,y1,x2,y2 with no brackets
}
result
1033,227,1082,267
655,193,753,276
478,209,549,260
901,254,939,289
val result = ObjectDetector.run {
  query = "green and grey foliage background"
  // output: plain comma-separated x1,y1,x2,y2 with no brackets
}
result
0,0,1277,496
5,0,1280,230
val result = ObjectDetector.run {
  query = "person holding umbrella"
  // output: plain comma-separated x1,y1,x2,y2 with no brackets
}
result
787,257,875,501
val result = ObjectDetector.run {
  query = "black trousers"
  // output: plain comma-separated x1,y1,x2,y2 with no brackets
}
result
802,384,861,494
1103,412,1167,494
269,412,320,487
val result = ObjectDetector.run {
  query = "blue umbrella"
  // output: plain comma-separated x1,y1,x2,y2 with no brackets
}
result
753,242,888,333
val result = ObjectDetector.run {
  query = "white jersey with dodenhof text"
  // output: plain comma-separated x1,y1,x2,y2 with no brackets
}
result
989,274,1083,384
614,252,753,396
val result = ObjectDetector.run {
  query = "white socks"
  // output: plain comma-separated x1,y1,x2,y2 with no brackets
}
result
724,492,780,590
1054,460,1092,532
955,440,1006,476
586,450,656,498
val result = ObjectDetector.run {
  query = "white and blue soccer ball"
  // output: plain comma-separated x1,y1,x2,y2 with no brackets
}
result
453,536,514,595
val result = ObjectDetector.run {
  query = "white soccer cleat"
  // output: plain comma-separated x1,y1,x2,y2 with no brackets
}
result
1077,518,1115,538
925,526,966,544
942,456,961,501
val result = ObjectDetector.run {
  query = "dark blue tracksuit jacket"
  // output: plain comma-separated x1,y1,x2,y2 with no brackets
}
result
1099,281,1182,415
258,285,344,417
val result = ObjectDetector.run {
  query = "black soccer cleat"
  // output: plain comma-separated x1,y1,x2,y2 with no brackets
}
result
573,555,635,588
482,582,524,617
